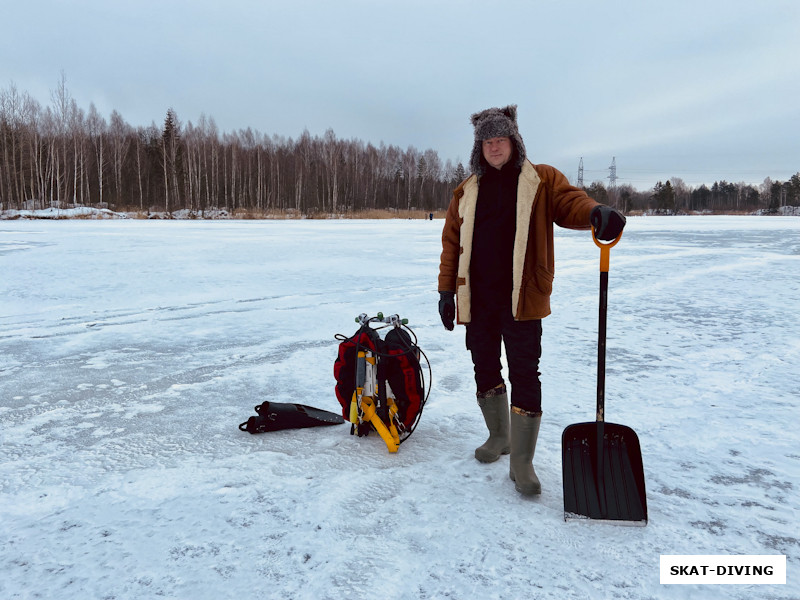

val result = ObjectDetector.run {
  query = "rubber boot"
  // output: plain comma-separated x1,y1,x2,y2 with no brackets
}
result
509,408,542,495
474,386,510,463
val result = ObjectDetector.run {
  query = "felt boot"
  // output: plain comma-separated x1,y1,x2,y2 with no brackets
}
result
509,408,542,495
474,386,510,463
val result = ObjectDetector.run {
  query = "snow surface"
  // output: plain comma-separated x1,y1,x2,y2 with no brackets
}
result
1,216,798,599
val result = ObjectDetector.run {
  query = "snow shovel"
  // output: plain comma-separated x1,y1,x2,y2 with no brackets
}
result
561,228,647,525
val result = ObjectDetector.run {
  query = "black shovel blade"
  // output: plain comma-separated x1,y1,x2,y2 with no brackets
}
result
562,421,647,525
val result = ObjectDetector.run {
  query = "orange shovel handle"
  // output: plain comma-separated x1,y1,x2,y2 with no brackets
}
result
592,227,622,273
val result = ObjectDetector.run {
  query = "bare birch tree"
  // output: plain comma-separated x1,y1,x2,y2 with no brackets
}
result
87,103,107,207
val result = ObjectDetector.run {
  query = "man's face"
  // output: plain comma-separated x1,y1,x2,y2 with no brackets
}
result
482,136,513,170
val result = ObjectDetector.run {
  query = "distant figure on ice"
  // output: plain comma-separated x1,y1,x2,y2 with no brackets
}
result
437,105,625,496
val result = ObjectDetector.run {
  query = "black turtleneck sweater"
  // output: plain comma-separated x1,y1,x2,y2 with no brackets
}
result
470,160,520,315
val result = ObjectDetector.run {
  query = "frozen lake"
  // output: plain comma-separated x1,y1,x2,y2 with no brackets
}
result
1,216,798,599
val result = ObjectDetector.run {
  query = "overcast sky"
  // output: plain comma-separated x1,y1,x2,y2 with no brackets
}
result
3,0,799,190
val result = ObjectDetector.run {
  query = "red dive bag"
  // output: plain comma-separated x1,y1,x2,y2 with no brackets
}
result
333,318,427,443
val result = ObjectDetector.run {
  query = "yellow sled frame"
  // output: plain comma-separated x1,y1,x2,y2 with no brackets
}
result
349,350,402,453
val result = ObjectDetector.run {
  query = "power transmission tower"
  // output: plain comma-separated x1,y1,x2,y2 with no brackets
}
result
577,157,584,188
607,156,617,188
608,156,617,208
607,157,618,208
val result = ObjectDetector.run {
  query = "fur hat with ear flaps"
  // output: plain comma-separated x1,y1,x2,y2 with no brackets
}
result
469,104,527,177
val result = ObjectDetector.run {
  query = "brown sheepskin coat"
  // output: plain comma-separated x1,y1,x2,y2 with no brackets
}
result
438,160,600,323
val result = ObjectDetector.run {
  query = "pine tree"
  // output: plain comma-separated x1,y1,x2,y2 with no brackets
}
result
161,108,182,214
586,181,608,205
653,180,676,213
454,162,466,184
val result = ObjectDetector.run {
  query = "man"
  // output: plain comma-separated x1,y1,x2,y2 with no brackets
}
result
437,105,625,496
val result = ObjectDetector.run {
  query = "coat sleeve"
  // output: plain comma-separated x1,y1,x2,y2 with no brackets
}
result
540,165,600,229
438,187,462,292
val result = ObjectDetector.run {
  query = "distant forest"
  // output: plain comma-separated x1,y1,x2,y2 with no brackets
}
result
1,79,798,216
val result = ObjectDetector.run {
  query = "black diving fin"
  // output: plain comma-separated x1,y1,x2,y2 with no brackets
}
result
239,401,344,434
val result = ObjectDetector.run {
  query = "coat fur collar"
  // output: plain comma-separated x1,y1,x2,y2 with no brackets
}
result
456,161,541,322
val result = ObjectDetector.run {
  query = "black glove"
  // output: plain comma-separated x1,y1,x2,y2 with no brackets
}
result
438,291,455,331
590,205,626,241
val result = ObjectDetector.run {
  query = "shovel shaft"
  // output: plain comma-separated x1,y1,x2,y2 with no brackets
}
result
592,227,621,422
595,269,608,516
597,271,608,422
593,228,620,519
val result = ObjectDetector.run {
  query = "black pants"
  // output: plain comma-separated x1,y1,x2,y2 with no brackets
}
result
466,311,542,413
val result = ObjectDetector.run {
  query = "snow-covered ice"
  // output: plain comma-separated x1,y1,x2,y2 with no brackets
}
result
1,216,798,599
